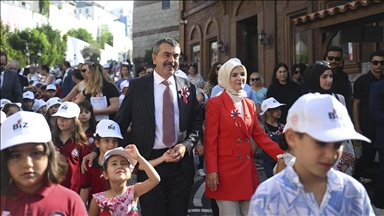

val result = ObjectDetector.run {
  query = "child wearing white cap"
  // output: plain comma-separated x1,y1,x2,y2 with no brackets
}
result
45,97,62,130
2,103,21,118
80,119,123,205
51,102,91,193
248,93,374,216
32,99,47,115
22,91,35,111
0,112,87,215
46,84,57,99
119,80,129,108
259,97,286,178
88,145,160,216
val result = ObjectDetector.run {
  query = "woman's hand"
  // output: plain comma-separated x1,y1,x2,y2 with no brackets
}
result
206,172,219,191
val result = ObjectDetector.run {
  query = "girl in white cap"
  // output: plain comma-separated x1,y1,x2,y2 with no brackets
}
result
45,97,62,130
88,145,160,216
52,102,91,194
0,112,87,215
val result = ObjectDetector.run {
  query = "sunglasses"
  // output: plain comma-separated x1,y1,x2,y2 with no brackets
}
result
309,61,331,80
251,78,260,81
294,70,301,74
81,69,88,73
372,60,384,66
327,56,342,61
216,67,221,70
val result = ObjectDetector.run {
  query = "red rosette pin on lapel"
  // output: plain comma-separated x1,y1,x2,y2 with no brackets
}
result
180,86,190,104
100,201,114,216
230,109,242,127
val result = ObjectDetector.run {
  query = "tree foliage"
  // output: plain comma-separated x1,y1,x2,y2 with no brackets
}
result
97,25,113,48
67,28,94,44
1,20,67,67
81,44,101,63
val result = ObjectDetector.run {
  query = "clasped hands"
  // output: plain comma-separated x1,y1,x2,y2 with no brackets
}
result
162,143,186,163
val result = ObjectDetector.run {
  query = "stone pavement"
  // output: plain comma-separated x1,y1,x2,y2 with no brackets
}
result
187,158,267,216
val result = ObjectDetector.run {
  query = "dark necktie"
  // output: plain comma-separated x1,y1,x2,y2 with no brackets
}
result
162,80,175,147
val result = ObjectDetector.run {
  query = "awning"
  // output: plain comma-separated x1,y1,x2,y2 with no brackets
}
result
291,0,384,32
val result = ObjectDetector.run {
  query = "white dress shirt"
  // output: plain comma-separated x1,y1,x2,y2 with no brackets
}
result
153,70,180,149
0,70,4,89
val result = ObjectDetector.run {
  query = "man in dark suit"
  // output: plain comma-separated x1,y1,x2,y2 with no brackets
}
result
61,61,75,98
0,51,23,103
7,60,29,93
369,67,384,215
116,38,203,215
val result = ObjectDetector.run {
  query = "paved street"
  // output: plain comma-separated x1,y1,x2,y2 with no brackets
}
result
187,158,267,216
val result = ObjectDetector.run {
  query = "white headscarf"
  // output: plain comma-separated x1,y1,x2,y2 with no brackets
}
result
218,59,247,97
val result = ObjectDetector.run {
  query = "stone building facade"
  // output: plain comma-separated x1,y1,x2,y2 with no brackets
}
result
180,0,384,87
132,0,180,68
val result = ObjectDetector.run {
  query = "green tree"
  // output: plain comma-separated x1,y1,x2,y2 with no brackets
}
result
35,24,67,66
0,19,28,67
97,25,113,48
39,0,50,17
81,44,101,63
67,28,94,44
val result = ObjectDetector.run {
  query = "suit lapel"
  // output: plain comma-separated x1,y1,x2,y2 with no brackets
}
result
142,74,155,115
174,75,185,123
220,91,249,136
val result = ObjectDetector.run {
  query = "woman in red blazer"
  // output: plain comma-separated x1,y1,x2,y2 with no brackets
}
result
204,59,284,215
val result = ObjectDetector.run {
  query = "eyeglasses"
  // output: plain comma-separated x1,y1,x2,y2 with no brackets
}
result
250,78,260,81
309,61,331,80
327,56,342,61
372,60,384,66
294,70,301,74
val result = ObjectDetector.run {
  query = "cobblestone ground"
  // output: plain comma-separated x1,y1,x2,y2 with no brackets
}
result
187,158,267,216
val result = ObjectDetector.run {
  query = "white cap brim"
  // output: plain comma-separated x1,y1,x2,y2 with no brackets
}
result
260,103,286,115
97,131,123,139
308,128,371,143
103,147,137,171
52,112,76,118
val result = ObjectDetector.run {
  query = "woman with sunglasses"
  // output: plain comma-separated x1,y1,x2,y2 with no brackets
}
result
75,63,120,121
203,62,222,98
266,63,302,124
249,72,267,105
62,64,89,103
303,60,355,175
187,64,205,89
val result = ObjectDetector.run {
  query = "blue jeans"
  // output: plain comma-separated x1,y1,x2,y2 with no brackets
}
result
373,149,384,209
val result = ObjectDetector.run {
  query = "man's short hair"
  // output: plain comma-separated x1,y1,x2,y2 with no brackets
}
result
8,60,20,70
0,50,7,62
327,46,343,57
63,61,71,68
152,38,180,55
369,50,384,61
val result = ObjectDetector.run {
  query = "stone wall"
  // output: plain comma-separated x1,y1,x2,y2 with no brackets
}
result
132,1,180,66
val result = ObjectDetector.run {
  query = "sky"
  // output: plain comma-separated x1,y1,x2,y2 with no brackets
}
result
105,1,134,10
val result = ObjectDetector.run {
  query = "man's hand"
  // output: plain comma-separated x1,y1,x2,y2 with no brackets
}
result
194,141,204,156
165,144,186,163
81,151,98,174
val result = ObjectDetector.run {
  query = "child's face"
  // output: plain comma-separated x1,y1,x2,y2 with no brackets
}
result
23,99,34,110
103,155,131,182
57,117,72,131
48,104,60,116
286,130,343,178
47,90,56,98
7,143,48,193
266,107,282,120
38,105,47,115
79,108,91,123
122,87,128,95
96,137,118,154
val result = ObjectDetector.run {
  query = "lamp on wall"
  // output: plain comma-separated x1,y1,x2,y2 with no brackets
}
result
180,19,188,25
217,40,228,55
258,29,272,48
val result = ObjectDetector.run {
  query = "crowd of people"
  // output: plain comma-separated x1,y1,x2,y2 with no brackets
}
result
0,39,383,216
